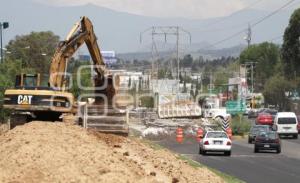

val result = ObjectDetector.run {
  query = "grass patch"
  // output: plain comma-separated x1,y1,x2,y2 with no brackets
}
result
178,154,244,183
208,167,245,183
231,114,251,136
140,139,164,150
177,154,204,168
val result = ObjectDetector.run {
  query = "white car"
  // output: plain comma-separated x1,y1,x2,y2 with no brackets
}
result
199,131,232,156
274,112,298,139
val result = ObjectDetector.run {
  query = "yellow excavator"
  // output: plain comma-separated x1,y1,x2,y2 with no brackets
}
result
3,16,129,135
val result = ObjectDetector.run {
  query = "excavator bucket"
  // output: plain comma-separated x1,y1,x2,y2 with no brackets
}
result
80,104,129,136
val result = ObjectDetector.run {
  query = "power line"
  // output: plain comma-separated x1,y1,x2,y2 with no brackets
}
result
203,0,266,27
205,0,295,49
251,0,296,28
140,26,191,80
190,0,266,33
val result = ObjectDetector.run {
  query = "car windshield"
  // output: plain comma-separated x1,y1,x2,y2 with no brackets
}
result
258,131,277,139
265,110,277,115
278,117,297,124
206,132,228,138
251,126,268,133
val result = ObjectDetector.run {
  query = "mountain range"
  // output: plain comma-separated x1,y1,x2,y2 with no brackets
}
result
0,0,296,55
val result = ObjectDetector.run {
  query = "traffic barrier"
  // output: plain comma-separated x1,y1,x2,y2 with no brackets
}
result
226,128,233,140
176,127,184,143
196,128,204,142
221,117,230,131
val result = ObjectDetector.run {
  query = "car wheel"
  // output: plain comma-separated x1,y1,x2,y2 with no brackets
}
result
276,147,281,154
199,147,202,155
202,150,206,155
248,138,252,144
254,147,259,153
225,151,231,156
294,134,298,139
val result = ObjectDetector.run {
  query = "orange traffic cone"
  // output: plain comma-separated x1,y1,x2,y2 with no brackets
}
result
196,128,204,142
176,127,184,143
226,128,233,140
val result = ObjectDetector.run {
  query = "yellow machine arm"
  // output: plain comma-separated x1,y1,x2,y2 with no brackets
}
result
49,16,107,91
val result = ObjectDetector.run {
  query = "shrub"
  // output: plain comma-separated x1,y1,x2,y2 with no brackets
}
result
230,114,251,136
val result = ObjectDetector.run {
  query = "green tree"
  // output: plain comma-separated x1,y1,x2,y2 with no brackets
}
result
128,77,131,88
158,68,166,79
6,31,59,74
69,61,93,98
140,96,154,108
240,42,281,91
183,80,187,93
179,72,183,83
181,54,193,68
0,58,24,122
282,8,300,80
263,75,292,111
138,77,142,92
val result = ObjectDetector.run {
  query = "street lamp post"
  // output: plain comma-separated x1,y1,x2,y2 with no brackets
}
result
0,22,9,63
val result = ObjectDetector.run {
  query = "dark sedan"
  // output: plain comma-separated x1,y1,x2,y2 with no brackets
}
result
254,131,281,153
248,125,270,143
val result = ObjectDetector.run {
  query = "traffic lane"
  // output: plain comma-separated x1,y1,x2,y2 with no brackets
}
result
157,137,300,183
235,137,300,160
285,136,300,144
157,137,198,154
158,137,278,157
188,151,300,183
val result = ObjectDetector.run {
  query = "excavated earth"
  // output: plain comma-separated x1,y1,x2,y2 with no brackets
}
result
0,122,224,183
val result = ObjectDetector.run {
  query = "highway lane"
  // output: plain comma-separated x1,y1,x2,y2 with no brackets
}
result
157,136,300,183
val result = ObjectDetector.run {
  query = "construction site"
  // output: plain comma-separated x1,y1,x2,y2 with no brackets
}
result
3,1,300,183
0,16,226,183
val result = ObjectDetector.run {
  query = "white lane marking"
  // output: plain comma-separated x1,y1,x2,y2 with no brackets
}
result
181,153,282,158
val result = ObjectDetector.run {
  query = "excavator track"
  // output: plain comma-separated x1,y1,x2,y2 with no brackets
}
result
80,104,129,136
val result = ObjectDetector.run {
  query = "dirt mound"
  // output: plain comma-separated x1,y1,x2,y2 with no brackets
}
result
0,122,224,183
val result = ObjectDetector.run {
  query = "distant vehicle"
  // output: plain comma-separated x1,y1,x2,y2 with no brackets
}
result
262,109,278,121
248,125,271,144
274,112,298,139
199,131,232,156
256,113,273,125
249,108,278,120
203,103,230,119
244,105,251,115
297,116,300,134
203,99,230,120
254,131,281,153
248,108,259,119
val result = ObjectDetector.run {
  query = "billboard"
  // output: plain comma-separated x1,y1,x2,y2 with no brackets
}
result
78,51,117,65
101,51,117,65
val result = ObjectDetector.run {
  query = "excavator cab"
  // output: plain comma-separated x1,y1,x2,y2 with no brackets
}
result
15,74,41,89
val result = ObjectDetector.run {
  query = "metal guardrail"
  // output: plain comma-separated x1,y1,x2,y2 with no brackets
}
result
81,104,129,134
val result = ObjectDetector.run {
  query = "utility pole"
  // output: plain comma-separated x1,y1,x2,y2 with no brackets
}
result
140,26,191,81
176,26,180,80
251,63,254,93
244,23,252,48
244,61,257,93
0,22,9,63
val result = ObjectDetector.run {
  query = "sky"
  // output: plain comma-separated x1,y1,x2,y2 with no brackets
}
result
33,0,296,19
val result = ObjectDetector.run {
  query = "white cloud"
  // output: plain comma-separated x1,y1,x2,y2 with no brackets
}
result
34,0,247,19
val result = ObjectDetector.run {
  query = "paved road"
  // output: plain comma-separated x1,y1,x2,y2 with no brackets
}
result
157,136,300,183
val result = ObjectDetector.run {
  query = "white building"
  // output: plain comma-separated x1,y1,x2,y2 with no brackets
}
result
228,77,248,98
111,70,150,91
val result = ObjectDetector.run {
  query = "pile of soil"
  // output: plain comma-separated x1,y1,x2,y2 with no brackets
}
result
0,122,224,183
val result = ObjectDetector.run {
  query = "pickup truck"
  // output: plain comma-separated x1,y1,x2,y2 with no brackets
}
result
203,103,230,119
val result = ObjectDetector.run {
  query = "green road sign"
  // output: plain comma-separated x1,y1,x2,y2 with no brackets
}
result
226,100,246,115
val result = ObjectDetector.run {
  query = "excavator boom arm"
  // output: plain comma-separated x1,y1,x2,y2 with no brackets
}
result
49,16,106,90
